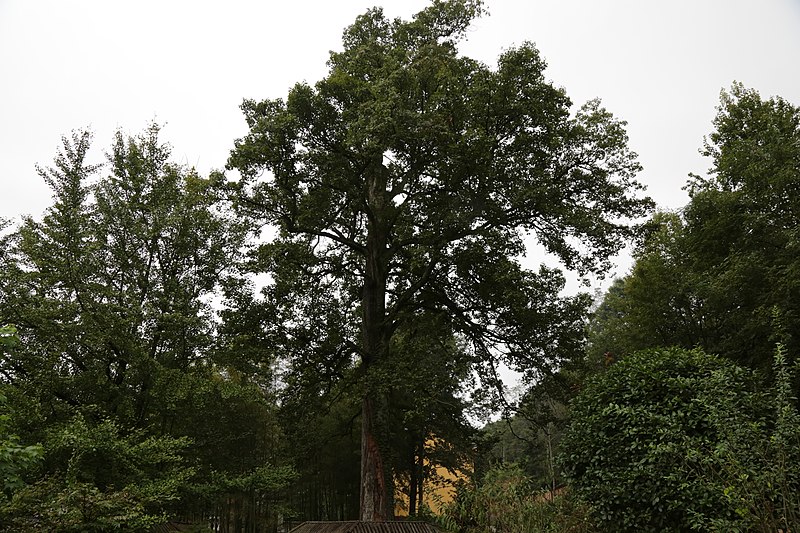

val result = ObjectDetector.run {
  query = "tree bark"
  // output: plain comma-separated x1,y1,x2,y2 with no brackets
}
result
408,437,418,516
359,162,393,521
416,436,425,513
360,394,391,521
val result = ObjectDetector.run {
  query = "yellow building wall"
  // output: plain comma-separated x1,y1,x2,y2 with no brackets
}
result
394,439,470,517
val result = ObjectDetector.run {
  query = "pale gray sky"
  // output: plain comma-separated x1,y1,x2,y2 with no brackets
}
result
2,0,799,285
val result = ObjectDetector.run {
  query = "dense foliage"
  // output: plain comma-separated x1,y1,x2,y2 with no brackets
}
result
0,326,42,500
561,347,759,531
227,0,650,518
561,346,800,532
588,84,800,371
2,1,798,530
438,463,591,533
0,128,292,530
555,84,800,533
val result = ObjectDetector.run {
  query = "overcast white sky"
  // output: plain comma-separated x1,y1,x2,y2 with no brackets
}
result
2,0,799,287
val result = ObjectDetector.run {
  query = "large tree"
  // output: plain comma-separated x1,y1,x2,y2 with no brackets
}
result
0,126,244,427
0,127,295,529
588,84,800,370
683,83,800,366
228,1,651,520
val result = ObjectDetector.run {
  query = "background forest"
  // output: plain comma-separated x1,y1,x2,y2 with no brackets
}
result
1,2,799,533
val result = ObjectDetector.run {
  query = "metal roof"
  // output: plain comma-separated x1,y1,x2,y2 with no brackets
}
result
289,521,441,533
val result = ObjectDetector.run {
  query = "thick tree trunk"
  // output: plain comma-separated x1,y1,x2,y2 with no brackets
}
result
360,394,391,521
359,163,393,521
360,278,394,521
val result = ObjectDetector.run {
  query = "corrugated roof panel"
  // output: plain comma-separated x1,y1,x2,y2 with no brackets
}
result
289,521,441,533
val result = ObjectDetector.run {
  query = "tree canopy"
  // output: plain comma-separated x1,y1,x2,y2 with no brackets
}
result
588,84,800,370
227,0,651,520
0,126,294,530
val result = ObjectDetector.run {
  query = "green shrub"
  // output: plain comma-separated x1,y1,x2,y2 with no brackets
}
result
438,463,592,533
0,414,193,532
561,345,800,531
696,344,800,532
559,347,764,531
0,394,42,499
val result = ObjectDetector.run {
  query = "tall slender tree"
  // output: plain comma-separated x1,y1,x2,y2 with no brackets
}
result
588,85,800,371
228,1,652,519
0,127,295,528
1,126,245,425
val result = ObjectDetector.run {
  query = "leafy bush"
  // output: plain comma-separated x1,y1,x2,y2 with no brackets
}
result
559,347,763,531
560,346,800,532
438,463,592,533
693,344,800,532
0,414,193,532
